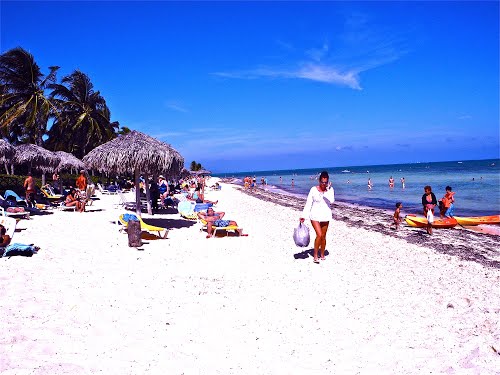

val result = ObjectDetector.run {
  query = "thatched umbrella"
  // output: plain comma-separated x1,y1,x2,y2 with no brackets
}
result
192,169,212,176
83,130,184,215
55,151,85,174
13,144,61,185
0,139,15,174
179,168,191,179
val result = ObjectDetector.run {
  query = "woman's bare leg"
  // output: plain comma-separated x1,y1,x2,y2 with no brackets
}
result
319,222,329,259
310,220,322,262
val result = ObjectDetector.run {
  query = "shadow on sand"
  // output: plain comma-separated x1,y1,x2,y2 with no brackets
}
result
294,249,330,260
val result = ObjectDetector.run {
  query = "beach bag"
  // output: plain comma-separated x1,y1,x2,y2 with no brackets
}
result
426,209,434,224
127,218,142,247
293,222,310,247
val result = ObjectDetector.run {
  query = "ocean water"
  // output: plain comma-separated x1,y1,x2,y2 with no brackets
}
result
216,159,500,217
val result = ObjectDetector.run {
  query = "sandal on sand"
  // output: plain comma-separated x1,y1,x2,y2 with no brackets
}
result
320,257,325,261
313,259,320,264
240,234,249,237
206,235,212,239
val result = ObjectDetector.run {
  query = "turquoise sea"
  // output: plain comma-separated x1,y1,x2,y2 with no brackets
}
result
216,159,500,217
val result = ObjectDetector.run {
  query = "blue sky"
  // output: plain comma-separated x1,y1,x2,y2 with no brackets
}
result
1,1,499,173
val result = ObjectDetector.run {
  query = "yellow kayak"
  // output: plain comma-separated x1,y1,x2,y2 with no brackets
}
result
405,215,458,228
454,215,500,226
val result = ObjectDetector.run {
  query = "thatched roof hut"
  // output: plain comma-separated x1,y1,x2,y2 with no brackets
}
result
0,139,15,164
192,169,212,176
13,144,60,173
55,151,85,172
83,131,184,215
83,131,184,176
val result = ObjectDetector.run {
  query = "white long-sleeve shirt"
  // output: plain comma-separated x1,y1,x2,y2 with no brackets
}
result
302,186,335,222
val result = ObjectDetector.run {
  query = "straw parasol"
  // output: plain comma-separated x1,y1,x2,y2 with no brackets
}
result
13,144,60,173
55,151,85,173
83,130,184,215
0,139,15,164
192,169,212,176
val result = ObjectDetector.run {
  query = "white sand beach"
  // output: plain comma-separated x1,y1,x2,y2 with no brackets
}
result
1,182,499,374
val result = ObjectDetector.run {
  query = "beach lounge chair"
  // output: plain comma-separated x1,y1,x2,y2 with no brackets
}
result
177,201,198,220
98,183,119,195
118,213,169,238
57,201,77,212
4,190,29,207
197,216,243,238
117,191,146,210
198,218,243,238
39,186,64,202
0,206,30,219
0,216,17,239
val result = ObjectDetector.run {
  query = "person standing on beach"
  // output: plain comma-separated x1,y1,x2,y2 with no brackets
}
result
300,171,335,264
389,176,395,188
23,172,36,206
439,186,455,218
422,185,437,234
390,202,403,230
76,170,87,192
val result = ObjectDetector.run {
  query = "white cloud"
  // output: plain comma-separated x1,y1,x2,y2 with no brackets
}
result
295,64,361,89
165,101,188,113
213,11,406,91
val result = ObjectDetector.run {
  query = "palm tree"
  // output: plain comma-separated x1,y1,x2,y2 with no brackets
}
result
0,47,59,145
190,160,203,171
46,70,119,158
118,126,131,135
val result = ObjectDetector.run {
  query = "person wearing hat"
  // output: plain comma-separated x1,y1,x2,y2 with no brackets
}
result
76,170,87,192
158,175,169,207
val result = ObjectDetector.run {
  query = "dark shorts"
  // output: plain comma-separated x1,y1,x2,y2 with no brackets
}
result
214,219,230,227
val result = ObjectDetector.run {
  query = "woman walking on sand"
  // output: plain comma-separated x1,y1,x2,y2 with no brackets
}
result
300,171,335,264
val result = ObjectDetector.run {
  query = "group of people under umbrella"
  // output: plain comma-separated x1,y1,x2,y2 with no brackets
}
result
0,131,185,216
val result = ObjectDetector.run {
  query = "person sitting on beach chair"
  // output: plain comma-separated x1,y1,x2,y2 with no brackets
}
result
197,207,246,238
188,185,218,205
0,224,40,257
65,188,85,212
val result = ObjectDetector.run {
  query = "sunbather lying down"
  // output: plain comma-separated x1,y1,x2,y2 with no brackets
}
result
197,207,248,238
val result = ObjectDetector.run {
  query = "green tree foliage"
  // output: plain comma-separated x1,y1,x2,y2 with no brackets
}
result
0,47,59,145
190,160,203,171
0,47,121,157
46,70,119,158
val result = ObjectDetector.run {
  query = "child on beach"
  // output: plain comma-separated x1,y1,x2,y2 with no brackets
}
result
440,186,455,218
390,202,403,230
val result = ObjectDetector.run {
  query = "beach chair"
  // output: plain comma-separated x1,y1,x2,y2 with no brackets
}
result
98,183,119,195
57,201,77,212
117,191,146,210
0,216,17,239
118,213,169,238
0,206,30,219
4,190,29,207
177,201,198,220
39,186,64,202
198,217,243,238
